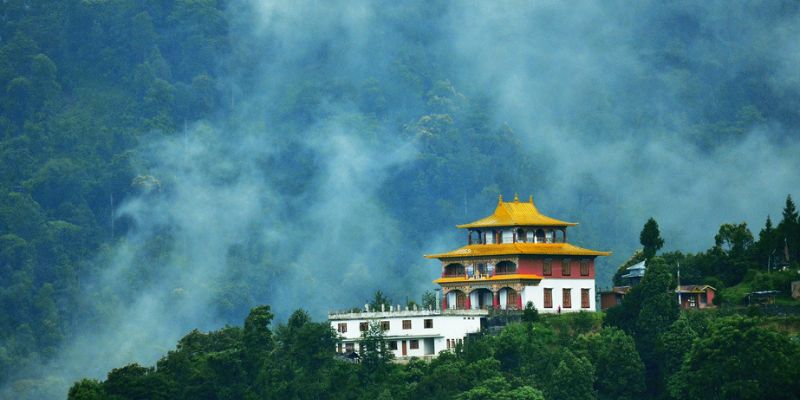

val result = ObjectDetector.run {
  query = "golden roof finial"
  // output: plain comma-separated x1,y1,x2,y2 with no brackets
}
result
514,193,519,202
498,194,503,203
529,195,533,204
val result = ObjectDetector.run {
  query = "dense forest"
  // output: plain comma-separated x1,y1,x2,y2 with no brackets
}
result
67,214,800,400
2,0,800,398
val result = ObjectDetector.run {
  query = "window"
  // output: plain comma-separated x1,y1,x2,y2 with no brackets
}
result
446,339,451,349
486,231,495,244
424,319,433,329
502,230,513,243
337,342,342,353
359,322,368,332
563,288,572,308
544,288,553,308
444,263,465,277
381,321,390,331
543,259,552,276
402,320,411,330
337,323,347,333
581,289,590,308
562,258,571,276
580,259,590,276
496,261,516,275
410,339,419,349
389,341,398,350
345,343,354,352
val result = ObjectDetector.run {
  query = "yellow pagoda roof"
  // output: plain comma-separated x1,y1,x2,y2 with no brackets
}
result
425,242,611,259
456,195,577,228
434,273,543,284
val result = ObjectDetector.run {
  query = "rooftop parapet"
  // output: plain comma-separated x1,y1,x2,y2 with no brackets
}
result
328,308,489,321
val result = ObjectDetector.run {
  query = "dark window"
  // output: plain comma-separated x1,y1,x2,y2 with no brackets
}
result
402,320,411,329
381,321,390,331
410,339,419,349
543,259,552,276
345,343,354,352
389,341,398,350
506,289,520,310
337,323,347,333
446,339,451,349
563,288,572,308
443,263,465,277
359,322,368,332
562,258,571,276
581,289,590,308
496,261,516,275
580,259,590,276
544,288,553,308
424,319,433,329
337,342,342,353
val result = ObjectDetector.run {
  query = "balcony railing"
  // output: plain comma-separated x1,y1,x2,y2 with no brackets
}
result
440,272,518,279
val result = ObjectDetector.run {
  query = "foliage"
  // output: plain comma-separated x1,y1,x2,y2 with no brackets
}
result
370,290,392,312
640,217,664,259
360,321,394,374
421,290,437,310
668,316,800,400
522,301,539,323
577,328,645,400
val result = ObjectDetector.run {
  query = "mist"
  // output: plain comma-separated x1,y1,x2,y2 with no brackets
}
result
7,1,800,398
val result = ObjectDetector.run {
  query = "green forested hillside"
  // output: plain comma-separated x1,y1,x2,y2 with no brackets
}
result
2,1,800,398
0,0,227,379
68,298,800,400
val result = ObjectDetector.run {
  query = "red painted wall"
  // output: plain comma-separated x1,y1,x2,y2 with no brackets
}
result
519,256,595,279
705,288,715,306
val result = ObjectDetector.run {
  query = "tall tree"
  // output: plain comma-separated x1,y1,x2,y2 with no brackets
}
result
242,305,274,383
360,321,394,376
781,195,798,225
756,215,776,267
640,218,665,259
778,195,799,263
370,290,392,311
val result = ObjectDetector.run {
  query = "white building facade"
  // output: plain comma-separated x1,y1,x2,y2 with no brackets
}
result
329,308,486,359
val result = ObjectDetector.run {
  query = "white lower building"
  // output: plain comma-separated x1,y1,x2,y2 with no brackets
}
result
329,308,486,359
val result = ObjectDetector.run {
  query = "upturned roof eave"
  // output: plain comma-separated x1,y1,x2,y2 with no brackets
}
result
455,221,579,229
424,243,612,259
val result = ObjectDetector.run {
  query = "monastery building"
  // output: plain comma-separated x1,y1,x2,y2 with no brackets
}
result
329,194,610,359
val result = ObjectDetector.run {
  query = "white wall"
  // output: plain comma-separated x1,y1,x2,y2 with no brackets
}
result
522,278,595,313
330,310,484,358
